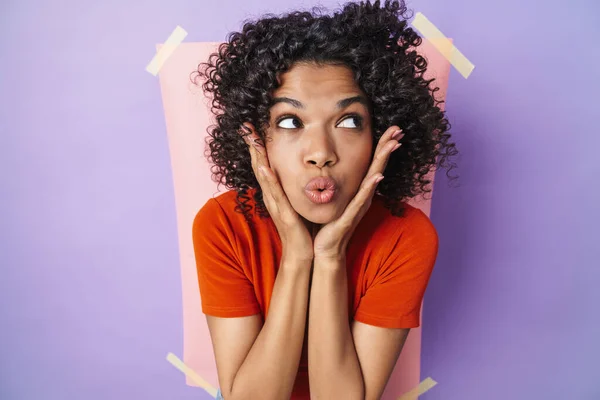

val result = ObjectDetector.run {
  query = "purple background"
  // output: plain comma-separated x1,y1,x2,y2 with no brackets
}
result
1,0,598,399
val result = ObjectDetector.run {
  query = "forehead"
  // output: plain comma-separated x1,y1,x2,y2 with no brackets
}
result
274,63,362,98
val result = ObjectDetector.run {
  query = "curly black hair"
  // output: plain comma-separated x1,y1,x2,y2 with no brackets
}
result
192,0,459,223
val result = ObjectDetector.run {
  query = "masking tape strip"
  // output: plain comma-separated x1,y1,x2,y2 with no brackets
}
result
146,25,188,76
411,12,475,79
397,377,438,400
166,352,218,398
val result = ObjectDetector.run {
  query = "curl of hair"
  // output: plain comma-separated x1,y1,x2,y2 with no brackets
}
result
192,0,459,223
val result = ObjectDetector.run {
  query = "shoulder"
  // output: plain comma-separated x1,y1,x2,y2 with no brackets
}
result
368,196,439,264
394,202,438,244
193,190,240,224
192,189,264,251
371,195,437,239
192,190,242,242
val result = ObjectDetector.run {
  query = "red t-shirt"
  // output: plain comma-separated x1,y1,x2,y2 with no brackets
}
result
193,188,439,399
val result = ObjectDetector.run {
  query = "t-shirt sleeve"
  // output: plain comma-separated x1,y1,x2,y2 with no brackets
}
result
192,197,261,318
353,208,439,329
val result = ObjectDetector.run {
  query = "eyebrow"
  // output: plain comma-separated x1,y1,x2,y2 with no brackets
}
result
271,95,369,110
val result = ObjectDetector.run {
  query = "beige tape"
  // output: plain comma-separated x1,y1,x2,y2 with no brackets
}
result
166,352,218,398
411,12,475,79
146,25,188,76
397,377,438,400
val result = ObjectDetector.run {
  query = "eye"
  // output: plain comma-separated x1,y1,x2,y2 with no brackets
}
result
276,116,303,129
337,115,363,129
275,114,364,130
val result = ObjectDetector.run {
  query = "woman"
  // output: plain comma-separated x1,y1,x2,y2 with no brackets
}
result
191,1,458,399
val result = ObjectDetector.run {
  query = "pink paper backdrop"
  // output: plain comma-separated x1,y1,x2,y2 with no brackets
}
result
157,39,450,398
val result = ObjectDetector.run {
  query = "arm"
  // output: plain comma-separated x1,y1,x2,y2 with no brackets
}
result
207,254,312,400
351,320,410,400
307,256,364,399
307,256,411,400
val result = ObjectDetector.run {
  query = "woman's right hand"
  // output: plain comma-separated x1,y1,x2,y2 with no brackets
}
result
241,123,315,263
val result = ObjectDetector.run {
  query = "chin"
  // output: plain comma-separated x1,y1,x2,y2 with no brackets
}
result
290,191,346,225
300,205,343,225
303,215,331,225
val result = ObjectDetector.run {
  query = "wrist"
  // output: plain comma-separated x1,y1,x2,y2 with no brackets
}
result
314,254,346,268
281,251,314,268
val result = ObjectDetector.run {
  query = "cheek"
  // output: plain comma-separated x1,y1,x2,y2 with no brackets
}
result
266,147,293,183
343,142,373,189
351,139,374,170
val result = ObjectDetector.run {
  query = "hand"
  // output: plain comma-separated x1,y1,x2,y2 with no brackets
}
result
313,126,405,261
241,123,315,263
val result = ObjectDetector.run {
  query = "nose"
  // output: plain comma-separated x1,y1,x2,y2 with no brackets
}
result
303,128,338,168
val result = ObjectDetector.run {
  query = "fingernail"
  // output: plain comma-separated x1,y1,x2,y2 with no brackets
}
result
375,175,384,184
392,143,402,152
391,129,403,140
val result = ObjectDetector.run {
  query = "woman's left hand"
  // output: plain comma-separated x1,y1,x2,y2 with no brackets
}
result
312,125,405,261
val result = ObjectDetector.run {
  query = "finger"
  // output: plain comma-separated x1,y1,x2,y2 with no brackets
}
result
258,163,302,224
241,124,276,209
335,172,383,232
254,160,301,224
257,165,281,213
328,127,401,229
253,142,275,200
374,125,404,154
242,124,269,183
248,141,262,177
248,144,264,188
366,126,404,179
241,124,295,218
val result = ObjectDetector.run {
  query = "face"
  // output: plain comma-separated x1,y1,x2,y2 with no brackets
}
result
263,62,374,232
